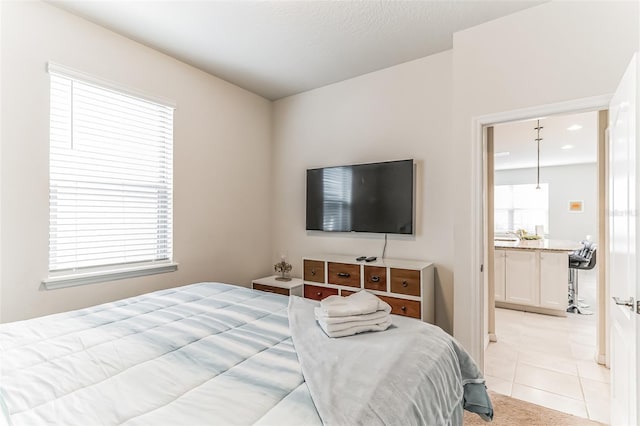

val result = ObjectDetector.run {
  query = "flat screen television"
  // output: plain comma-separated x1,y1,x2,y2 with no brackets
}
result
306,159,414,234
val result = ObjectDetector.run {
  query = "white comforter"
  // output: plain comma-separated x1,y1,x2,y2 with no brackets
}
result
0,283,321,425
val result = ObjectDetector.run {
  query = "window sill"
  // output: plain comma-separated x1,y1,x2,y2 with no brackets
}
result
43,262,179,290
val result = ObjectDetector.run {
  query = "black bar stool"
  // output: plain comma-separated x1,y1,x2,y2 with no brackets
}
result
567,241,597,315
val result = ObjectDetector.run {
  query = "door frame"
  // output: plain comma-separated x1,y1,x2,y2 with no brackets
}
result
470,94,612,366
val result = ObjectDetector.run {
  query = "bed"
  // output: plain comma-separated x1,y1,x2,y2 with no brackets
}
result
0,282,491,425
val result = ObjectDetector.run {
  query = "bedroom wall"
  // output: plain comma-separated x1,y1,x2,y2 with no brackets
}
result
452,0,639,358
271,51,455,334
495,163,598,242
0,1,272,322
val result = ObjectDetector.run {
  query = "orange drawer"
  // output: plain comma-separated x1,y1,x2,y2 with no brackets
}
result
390,268,421,296
252,283,289,296
378,295,421,319
304,284,338,301
304,260,325,283
364,266,386,291
327,262,360,287
341,289,356,297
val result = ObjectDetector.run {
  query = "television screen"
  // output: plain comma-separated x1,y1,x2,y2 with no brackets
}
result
306,159,414,234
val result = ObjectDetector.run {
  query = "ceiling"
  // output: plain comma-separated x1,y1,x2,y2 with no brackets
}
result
50,0,545,100
493,111,598,171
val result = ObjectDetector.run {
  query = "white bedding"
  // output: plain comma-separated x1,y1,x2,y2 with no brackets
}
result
0,283,321,425
289,296,486,425
0,282,489,425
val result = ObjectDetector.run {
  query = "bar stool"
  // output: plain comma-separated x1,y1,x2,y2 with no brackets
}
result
567,241,597,315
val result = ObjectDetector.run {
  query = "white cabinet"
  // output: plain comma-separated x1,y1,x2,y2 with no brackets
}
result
494,249,506,302
539,252,569,310
495,248,569,315
504,250,539,306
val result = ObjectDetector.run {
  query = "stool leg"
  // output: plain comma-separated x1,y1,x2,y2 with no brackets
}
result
574,271,593,315
567,269,578,313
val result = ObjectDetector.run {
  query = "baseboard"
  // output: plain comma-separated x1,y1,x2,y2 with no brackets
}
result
495,301,567,317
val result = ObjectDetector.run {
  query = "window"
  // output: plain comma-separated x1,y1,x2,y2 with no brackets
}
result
46,64,175,288
494,183,549,234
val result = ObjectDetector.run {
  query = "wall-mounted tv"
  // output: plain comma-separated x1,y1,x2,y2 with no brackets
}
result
306,159,414,235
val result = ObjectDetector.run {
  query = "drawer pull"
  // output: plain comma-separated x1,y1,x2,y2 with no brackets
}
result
402,280,408,287
316,292,322,297
311,269,316,276
337,272,351,278
401,306,407,311
371,275,380,283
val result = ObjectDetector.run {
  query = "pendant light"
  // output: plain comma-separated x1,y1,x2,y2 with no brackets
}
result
534,119,543,189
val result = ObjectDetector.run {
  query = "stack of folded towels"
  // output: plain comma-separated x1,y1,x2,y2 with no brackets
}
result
314,290,392,338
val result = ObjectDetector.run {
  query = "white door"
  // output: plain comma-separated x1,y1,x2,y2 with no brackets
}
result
609,53,638,426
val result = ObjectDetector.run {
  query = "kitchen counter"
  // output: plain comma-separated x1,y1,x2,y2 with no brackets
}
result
494,239,582,253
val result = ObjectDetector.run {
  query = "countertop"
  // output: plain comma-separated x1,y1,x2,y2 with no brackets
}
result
494,239,582,252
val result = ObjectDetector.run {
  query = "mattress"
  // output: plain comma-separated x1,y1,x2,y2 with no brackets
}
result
0,283,488,425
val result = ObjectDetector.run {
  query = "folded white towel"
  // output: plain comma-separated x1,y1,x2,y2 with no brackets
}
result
319,290,391,317
317,316,392,338
319,315,391,333
314,307,389,324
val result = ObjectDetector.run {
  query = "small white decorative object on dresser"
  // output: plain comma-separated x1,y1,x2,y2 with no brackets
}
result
251,275,303,296
302,255,435,323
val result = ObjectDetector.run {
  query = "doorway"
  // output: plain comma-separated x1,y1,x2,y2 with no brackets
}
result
483,110,609,422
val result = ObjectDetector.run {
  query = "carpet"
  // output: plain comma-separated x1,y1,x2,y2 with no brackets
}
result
464,391,603,425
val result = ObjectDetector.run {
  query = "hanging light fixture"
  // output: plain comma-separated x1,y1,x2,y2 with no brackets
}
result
534,119,543,189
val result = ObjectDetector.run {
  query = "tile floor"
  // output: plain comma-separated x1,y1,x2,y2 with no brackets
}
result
485,268,610,423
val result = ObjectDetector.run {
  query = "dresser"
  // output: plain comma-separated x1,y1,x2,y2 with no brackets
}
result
302,255,435,323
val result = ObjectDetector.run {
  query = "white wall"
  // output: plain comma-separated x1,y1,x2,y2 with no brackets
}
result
0,2,273,322
452,1,639,359
495,163,598,242
272,52,455,333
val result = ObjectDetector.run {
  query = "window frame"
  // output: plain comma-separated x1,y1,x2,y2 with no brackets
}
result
494,183,549,235
43,63,178,290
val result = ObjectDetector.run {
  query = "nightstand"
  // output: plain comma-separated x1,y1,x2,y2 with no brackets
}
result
252,276,303,297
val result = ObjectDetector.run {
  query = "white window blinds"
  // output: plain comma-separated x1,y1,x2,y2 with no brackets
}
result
494,183,549,235
49,68,174,274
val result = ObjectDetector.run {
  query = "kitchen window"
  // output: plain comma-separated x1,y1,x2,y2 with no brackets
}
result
494,183,549,235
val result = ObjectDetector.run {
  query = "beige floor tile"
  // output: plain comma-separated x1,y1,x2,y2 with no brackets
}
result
514,363,583,400
490,307,609,421
586,398,610,424
516,337,574,358
484,374,512,396
485,341,518,362
492,331,521,347
569,326,597,341
511,384,588,418
570,342,597,362
522,311,569,328
485,354,517,382
495,308,526,320
518,349,578,376
577,360,610,383
580,376,610,403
